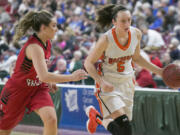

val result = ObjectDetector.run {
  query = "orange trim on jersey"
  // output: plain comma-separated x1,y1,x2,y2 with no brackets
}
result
95,83,103,116
96,83,100,88
99,53,105,60
97,53,104,76
97,63,103,76
95,54,104,116
112,27,131,51
95,91,103,116
132,78,136,85
131,61,135,68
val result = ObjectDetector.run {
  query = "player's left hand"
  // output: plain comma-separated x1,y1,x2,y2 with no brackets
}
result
48,83,58,93
158,68,163,77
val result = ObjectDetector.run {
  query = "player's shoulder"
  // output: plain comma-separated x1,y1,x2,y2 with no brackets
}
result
130,26,142,39
100,28,112,41
104,27,112,35
95,32,109,49
99,33,108,43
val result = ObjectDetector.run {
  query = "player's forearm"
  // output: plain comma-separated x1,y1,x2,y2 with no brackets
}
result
133,55,162,76
84,61,102,84
39,72,74,83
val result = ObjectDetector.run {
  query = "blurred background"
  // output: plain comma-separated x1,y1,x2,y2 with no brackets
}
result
0,0,180,135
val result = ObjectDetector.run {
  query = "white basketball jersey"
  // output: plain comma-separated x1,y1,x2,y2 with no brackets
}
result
101,26,138,78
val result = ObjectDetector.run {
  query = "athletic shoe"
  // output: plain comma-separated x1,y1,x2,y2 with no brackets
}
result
85,106,102,134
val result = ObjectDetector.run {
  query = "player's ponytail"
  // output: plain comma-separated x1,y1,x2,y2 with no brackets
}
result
96,4,128,28
13,10,53,42
96,4,115,28
13,11,36,42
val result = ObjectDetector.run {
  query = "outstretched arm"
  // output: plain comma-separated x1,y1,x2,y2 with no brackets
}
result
84,35,114,92
26,44,87,83
132,28,163,77
84,35,108,84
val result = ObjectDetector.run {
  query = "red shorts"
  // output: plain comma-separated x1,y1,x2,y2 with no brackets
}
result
0,85,54,130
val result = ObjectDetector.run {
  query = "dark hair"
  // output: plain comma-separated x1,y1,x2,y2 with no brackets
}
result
13,10,53,42
96,4,128,28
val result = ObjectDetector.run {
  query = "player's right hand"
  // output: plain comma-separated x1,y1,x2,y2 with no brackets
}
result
72,69,88,81
100,79,114,92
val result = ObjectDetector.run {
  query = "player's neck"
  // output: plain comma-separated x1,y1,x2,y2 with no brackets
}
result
115,28,128,38
36,33,47,46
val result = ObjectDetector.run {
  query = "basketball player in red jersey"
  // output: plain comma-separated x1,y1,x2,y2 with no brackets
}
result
84,4,163,135
0,10,87,135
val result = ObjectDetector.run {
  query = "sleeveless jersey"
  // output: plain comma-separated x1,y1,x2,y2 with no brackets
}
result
101,26,138,78
6,33,51,89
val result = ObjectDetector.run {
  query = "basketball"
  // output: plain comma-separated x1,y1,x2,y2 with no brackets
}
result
162,64,180,88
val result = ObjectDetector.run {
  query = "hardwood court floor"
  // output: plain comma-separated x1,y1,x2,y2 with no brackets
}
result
13,124,110,135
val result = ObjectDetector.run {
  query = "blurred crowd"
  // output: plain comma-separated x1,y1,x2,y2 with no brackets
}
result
0,0,179,89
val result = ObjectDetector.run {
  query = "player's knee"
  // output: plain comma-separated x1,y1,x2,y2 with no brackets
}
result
114,114,132,135
46,115,57,126
107,121,121,135
43,114,57,126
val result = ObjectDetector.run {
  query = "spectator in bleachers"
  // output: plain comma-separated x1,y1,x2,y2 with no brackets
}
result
143,49,163,86
149,8,166,30
132,2,146,28
173,25,180,41
69,50,83,73
135,50,157,88
48,46,64,72
0,48,17,73
139,24,165,51
168,38,180,61
136,66,157,88
163,5,176,32
53,58,70,75
0,47,17,82
176,1,180,16
0,43,9,56
0,0,179,88
152,0,160,17
150,55,163,68
160,0,169,13
161,52,171,66
18,0,30,16
142,2,155,26
0,7,11,24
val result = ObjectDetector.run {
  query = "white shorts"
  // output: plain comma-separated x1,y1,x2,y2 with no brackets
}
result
96,74,135,120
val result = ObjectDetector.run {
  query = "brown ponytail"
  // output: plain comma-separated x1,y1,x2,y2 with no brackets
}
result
96,4,128,28
13,10,53,42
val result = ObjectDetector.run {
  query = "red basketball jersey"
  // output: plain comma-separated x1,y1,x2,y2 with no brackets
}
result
6,33,51,89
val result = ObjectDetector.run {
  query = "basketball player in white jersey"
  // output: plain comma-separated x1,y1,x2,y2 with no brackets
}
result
84,4,163,135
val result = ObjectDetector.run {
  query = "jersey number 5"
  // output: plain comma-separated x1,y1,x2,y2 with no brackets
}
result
117,61,125,72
